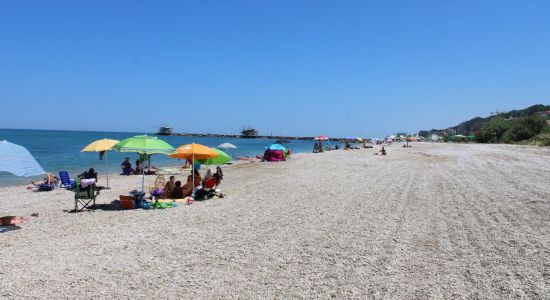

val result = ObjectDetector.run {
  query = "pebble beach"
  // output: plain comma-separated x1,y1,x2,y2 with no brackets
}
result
1,143,549,299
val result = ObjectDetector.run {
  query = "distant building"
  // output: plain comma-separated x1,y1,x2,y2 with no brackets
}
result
430,134,442,142
157,126,173,135
241,126,258,138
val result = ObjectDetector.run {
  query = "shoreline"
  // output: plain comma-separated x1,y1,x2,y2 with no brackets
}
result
2,141,549,189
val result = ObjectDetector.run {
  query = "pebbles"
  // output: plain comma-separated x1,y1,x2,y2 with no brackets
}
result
0,143,549,298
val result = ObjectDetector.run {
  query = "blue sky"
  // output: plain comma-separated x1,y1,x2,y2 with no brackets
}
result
1,1,549,137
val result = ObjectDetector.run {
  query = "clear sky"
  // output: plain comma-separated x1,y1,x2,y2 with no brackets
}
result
1,1,549,137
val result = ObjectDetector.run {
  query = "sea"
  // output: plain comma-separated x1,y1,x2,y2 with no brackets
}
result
0,129,334,187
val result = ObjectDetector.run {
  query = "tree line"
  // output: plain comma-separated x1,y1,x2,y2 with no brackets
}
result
476,114,549,144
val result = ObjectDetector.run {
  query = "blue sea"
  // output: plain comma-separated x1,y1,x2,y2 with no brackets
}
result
0,129,330,187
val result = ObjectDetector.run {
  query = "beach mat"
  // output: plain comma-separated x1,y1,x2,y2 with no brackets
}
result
157,198,188,203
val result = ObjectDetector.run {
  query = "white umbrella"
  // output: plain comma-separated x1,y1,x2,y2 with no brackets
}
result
218,143,237,149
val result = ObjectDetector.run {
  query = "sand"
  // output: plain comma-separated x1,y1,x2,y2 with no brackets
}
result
1,143,549,299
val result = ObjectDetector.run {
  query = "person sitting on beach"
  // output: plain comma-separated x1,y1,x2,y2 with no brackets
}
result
344,142,351,150
74,168,97,191
261,149,270,162
31,173,58,186
121,157,133,175
161,176,176,198
181,169,202,198
134,159,143,175
379,147,387,156
81,168,98,181
214,166,224,185
170,181,184,199
204,168,214,180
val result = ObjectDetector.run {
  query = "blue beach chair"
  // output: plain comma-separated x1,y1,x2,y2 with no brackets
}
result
59,171,75,189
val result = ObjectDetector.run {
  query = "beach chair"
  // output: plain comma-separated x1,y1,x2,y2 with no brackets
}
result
73,178,100,211
59,171,75,189
194,177,218,200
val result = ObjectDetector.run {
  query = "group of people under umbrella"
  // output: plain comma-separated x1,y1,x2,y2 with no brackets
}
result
0,136,233,198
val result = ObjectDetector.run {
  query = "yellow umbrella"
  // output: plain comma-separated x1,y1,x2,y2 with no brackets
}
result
169,143,218,197
81,138,120,188
82,139,120,152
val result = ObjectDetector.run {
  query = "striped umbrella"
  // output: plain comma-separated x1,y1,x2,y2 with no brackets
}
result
0,140,45,177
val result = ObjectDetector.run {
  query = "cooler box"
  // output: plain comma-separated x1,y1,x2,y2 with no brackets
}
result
119,195,134,209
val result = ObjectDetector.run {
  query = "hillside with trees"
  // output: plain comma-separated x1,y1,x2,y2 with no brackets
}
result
419,104,550,145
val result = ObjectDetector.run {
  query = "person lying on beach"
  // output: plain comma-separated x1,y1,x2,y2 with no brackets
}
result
161,176,176,198
121,157,133,175
170,181,184,199
31,173,58,186
144,165,158,175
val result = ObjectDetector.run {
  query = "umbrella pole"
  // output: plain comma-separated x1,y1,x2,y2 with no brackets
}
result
105,152,109,188
192,150,195,197
141,156,145,193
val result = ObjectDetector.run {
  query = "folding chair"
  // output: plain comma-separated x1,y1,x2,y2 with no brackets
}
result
73,178,100,211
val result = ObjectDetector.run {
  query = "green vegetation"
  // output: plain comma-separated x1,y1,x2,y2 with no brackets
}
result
476,114,549,144
419,104,550,146
476,117,509,143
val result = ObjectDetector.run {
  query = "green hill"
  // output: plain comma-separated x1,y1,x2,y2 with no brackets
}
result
419,104,550,145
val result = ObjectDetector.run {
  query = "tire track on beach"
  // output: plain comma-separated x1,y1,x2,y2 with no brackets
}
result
439,156,547,298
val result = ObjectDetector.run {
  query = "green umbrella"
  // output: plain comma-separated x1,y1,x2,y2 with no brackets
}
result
112,135,174,154
112,135,174,192
197,148,231,165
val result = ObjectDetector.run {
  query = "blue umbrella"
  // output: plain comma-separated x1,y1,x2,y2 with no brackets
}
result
268,143,287,151
0,140,45,177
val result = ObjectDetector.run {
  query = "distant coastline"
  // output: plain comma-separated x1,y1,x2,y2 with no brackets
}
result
157,131,315,141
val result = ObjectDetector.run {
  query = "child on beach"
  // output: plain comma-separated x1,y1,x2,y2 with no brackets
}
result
170,181,184,199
